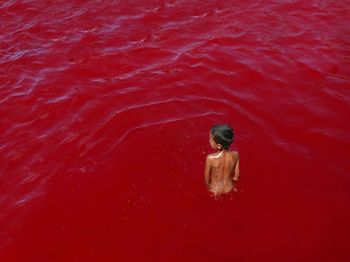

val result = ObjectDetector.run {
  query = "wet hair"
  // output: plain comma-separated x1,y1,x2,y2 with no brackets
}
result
210,124,234,149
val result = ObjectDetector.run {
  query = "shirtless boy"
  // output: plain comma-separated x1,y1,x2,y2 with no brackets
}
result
205,124,240,196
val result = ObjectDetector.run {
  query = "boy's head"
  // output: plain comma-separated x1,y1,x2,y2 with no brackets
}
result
210,124,234,150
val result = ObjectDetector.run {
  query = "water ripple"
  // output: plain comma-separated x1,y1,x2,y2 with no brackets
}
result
1,0,350,256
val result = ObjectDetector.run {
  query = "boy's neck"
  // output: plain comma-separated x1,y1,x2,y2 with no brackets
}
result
217,148,228,152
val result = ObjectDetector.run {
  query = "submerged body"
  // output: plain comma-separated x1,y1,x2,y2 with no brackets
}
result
205,150,240,195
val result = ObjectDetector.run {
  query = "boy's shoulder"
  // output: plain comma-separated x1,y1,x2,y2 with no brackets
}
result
206,152,217,159
206,151,239,160
230,150,239,156
206,151,223,160
221,150,239,161
230,150,239,159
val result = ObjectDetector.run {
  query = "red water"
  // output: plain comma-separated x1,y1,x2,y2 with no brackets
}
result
1,0,350,261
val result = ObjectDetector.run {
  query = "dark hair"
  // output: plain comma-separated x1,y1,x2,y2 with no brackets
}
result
210,124,234,149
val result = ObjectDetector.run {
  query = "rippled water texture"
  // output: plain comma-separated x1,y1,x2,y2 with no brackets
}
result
1,0,350,261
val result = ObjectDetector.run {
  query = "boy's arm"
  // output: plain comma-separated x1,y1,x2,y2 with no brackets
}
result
233,154,240,181
204,156,211,186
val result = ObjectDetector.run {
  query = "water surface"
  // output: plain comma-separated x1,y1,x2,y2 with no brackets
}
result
1,0,350,261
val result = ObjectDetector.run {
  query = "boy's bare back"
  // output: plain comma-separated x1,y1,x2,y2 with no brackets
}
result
205,150,239,195
205,124,239,196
